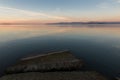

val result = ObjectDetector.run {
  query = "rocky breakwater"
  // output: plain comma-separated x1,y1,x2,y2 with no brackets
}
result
0,51,115,80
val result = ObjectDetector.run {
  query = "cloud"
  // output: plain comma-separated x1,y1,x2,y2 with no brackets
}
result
0,6,70,20
116,0,120,3
97,2,109,9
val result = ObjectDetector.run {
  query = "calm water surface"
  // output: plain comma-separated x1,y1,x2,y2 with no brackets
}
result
0,24,120,77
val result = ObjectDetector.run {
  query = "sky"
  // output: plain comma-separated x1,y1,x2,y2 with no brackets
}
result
0,0,120,23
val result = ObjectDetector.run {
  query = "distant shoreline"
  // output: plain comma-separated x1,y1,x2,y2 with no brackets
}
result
1,22,120,25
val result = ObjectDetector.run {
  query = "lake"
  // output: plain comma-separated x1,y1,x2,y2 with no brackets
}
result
0,24,120,78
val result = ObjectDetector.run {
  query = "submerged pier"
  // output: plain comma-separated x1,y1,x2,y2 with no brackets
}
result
0,51,117,80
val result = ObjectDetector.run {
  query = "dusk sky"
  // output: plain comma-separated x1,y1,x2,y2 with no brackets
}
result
0,0,120,23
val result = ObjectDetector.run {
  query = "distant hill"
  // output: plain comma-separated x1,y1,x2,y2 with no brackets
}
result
46,22,120,25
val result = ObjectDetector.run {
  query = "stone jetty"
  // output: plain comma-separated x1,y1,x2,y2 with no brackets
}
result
0,51,115,80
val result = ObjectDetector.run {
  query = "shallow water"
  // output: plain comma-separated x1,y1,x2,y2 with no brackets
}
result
0,24,120,77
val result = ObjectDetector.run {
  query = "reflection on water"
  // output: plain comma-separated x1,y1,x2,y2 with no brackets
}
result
0,24,120,77
0,25,69,43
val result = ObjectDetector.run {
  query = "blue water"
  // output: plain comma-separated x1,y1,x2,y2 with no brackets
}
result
0,24,120,77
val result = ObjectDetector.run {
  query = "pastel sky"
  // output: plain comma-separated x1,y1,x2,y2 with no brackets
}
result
0,0,120,23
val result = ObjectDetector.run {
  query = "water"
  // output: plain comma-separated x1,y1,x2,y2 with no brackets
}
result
0,24,120,77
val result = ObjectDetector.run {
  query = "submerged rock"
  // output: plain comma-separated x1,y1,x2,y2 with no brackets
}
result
0,50,114,80
0,72,109,80
117,78,120,80
116,76,120,80
6,51,84,74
